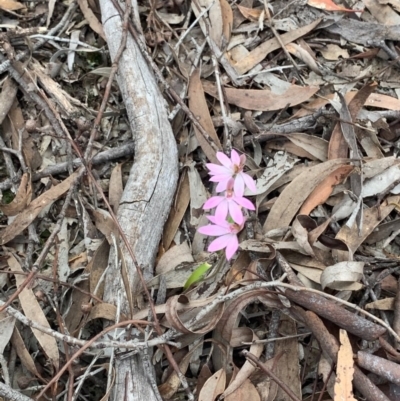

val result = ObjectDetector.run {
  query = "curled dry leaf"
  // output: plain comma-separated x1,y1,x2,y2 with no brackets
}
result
320,261,364,291
216,290,281,343
0,172,32,216
165,294,224,334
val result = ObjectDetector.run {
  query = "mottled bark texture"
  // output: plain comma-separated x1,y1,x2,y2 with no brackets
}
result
99,1,178,400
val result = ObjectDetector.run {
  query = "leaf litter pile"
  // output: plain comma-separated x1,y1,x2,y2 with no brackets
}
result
3,0,400,400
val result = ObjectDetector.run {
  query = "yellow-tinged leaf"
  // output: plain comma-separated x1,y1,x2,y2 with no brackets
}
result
237,5,265,21
0,0,24,10
334,330,357,401
308,0,360,12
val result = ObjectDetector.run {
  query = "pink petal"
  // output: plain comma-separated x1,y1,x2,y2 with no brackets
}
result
209,173,231,183
207,215,229,227
206,164,230,176
215,201,229,222
239,154,246,167
216,152,233,169
233,175,245,197
242,172,257,193
233,196,255,210
231,149,241,166
208,234,232,253
203,196,223,209
228,202,244,224
198,224,230,236
215,179,231,193
225,235,239,260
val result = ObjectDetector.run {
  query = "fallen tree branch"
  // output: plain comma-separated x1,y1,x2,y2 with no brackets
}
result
98,0,179,400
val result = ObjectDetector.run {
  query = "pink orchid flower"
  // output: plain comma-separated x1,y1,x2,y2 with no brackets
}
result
206,150,257,197
203,178,255,225
198,216,244,260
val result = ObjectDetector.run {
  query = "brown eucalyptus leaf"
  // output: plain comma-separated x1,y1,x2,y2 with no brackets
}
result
334,330,357,401
202,80,319,112
0,170,81,245
77,0,105,39
263,159,349,233
0,173,31,216
109,163,123,214
198,369,226,401
8,254,59,369
234,18,322,74
163,169,190,250
188,70,222,163
222,328,263,398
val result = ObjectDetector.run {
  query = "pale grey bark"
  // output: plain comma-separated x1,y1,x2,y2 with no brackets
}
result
99,1,178,400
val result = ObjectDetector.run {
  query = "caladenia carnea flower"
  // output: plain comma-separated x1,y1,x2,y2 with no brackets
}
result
203,178,255,225
197,216,244,261
206,150,257,197
199,149,257,261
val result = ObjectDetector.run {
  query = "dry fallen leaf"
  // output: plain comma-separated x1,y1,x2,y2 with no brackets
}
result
0,173,31,216
202,80,319,112
188,69,222,164
264,159,349,232
320,261,364,291
198,368,226,401
163,169,191,250
8,254,60,369
109,163,123,214
0,0,24,10
233,18,322,74
0,170,81,245
335,330,357,401
308,0,360,12
77,0,105,39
